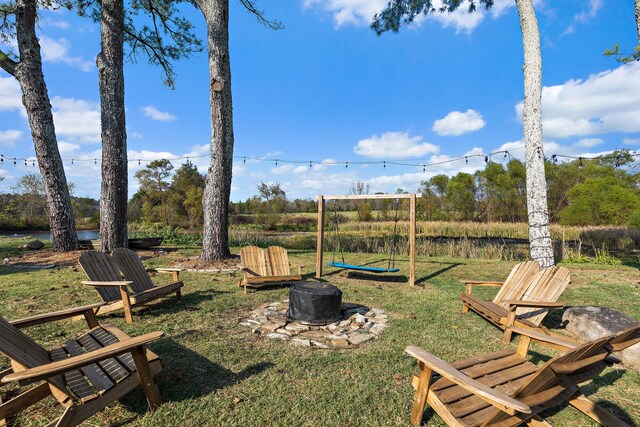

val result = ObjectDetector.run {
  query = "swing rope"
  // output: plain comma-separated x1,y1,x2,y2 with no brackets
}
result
331,202,345,265
387,199,400,272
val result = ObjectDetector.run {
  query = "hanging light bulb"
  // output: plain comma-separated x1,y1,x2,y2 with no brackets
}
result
578,157,583,170
243,157,246,164
465,156,468,165
345,162,348,169
422,165,426,173
275,159,278,166
138,159,141,166
32,160,35,167
13,158,16,165
94,159,97,165
309,161,312,168
383,161,386,169
484,155,489,164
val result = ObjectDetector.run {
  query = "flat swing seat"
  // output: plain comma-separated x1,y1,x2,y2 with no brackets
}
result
328,261,400,273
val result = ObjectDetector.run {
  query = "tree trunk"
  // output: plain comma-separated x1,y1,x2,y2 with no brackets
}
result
98,0,128,252
13,0,78,251
198,0,233,260
515,0,554,267
635,0,640,43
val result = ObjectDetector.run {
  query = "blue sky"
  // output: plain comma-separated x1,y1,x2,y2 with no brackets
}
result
0,0,639,201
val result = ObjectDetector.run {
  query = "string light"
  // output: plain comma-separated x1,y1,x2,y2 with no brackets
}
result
0,149,636,174
578,157,583,170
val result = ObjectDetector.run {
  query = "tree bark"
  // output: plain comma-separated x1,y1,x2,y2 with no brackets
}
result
98,0,128,252
12,0,78,251
198,0,233,260
515,0,554,267
635,0,640,43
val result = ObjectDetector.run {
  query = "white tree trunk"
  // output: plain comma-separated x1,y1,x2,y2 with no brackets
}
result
198,0,233,260
635,0,640,43
515,0,554,267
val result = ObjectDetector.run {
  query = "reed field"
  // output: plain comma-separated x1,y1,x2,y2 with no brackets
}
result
132,216,640,264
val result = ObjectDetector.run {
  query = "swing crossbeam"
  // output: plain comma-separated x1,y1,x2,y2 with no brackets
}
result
316,193,420,287
328,262,400,273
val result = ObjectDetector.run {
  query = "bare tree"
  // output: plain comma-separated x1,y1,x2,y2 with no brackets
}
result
0,0,78,251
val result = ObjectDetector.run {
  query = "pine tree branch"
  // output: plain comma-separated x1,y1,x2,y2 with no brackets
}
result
0,49,18,76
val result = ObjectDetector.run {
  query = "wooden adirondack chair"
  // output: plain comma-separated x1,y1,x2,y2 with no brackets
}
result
238,246,303,293
406,324,640,426
79,250,183,323
0,303,163,427
460,262,571,344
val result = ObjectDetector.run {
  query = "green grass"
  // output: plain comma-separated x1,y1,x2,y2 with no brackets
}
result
1,242,639,426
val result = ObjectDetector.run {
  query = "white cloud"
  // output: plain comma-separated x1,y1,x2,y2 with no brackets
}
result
293,165,308,174
141,105,177,122
303,0,387,27
429,1,485,35
574,137,603,148
0,130,23,146
266,150,283,157
0,77,24,113
51,97,101,143
354,131,439,159
131,132,144,140
39,36,94,72
432,109,485,136
515,62,640,138
271,164,294,175
57,141,80,154
623,138,640,146
575,0,603,23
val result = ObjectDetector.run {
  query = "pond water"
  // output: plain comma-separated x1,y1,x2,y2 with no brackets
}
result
0,230,100,241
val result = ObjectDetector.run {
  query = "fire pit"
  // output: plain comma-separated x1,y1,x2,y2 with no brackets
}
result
287,282,342,325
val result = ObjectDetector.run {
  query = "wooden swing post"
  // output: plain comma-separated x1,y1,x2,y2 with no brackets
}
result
315,193,421,286
315,195,325,279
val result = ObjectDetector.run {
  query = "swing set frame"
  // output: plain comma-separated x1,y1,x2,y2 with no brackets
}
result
315,193,420,287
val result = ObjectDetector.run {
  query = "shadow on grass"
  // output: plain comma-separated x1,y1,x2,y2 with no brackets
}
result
416,261,464,284
95,288,228,322
533,368,635,426
122,336,273,414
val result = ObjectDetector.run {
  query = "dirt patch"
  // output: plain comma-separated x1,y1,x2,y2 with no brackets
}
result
173,255,240,271
7,250,82,267
5,248,202,269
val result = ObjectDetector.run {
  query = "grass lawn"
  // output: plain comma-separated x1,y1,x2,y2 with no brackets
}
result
0,239,639,426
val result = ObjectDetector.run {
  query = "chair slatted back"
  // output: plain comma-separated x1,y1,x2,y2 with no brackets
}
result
265,246,291,276
485,325,640,425
79,251,124,302
240,246,267,277
493,261,541,306
0,317,69,395
516,266,571,326
112,248,156,293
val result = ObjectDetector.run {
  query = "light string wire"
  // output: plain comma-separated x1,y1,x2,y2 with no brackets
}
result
0,147,637,170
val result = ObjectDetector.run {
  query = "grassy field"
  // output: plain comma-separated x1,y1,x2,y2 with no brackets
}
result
0,238,639,426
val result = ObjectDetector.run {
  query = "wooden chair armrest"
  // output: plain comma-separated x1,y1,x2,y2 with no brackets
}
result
504,300,564,310
147,268,184,273
508,326,577,349
405,345,530,416
237,264,249,271
459,280,504,286
82,280,133,287
9,303,107,328
2,331,164,384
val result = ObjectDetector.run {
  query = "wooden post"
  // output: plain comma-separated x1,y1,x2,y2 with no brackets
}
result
409,193,416,287
315,195,325,279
